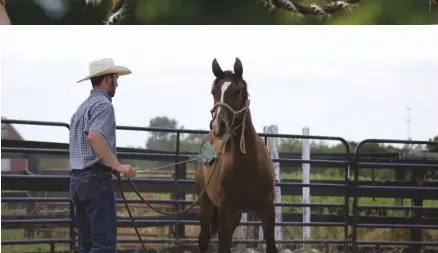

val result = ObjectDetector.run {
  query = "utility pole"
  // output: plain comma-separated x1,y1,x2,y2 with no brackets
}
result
403,107,413,151
397,107,412,208
407,107,411,141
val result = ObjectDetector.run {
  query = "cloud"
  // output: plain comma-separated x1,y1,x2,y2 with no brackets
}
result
0,26,436,148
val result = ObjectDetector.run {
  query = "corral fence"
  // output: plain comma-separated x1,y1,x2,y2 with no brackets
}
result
1,118,437,253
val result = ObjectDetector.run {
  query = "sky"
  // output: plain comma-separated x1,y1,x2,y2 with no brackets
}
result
0,26,437,149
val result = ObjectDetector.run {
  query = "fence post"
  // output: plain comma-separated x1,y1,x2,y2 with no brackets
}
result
172,132,186,242
260,125,283,250
302,127,311,249
410,168,424,253
172,161,187,243
239,211,248,240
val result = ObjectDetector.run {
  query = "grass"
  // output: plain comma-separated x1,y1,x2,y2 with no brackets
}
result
1,228,70,253
2,168,437,253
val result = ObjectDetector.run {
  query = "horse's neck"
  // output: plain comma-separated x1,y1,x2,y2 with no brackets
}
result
229,110,258,154
242,110,257,138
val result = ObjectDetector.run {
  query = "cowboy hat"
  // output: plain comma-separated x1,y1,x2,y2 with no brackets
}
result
77,58,132,83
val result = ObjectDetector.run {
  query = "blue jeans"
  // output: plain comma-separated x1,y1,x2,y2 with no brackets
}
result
70,166,117,253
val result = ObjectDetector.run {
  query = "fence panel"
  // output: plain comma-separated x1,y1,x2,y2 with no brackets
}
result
2,118,438,253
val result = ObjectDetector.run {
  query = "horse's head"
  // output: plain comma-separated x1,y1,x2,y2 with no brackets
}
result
209,57,249,139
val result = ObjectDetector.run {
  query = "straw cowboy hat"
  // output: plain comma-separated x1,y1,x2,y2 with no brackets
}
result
77,58,132,83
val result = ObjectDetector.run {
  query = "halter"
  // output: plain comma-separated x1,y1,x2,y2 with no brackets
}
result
209,99,250,154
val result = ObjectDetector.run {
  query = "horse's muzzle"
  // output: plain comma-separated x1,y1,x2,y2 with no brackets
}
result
218,120,227,137
212,119,229,139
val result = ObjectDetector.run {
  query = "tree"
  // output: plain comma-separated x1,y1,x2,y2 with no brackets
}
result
93,0,437,25
145,116,180,152
4,0,437,25
427,135,438,152
144,115,207,153
142,116,206,174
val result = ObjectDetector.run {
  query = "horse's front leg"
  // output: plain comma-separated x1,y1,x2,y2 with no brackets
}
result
256,200,279,253
217,199,240,253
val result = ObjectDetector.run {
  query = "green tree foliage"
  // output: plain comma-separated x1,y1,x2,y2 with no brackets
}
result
427,135,438,152
5,0,437,25
145,116,180,152
144,115,204,153
140,116,437,181
31,115,437,182
127,116,204,174
142,116,435,157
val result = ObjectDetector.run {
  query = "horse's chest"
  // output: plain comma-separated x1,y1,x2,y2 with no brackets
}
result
220,163,268,193
201,141,274,207
220,172,252,196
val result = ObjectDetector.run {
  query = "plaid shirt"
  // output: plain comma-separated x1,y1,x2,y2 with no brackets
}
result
69,89,117,170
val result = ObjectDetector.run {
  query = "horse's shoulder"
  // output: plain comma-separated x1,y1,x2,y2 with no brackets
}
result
254,135,275,170
255,135,269,153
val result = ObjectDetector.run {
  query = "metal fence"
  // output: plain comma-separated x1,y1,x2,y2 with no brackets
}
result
1,118,437,253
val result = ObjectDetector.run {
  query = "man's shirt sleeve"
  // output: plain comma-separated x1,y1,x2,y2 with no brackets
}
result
86,102,115,139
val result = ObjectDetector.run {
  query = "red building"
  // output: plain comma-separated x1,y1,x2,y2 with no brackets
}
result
1,117,28,172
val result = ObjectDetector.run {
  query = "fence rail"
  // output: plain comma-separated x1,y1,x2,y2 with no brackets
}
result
1,118,438,253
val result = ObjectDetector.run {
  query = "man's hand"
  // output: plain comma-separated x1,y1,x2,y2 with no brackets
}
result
114,164,137,178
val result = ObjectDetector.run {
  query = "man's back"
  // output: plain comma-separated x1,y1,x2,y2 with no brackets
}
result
69,89,116,170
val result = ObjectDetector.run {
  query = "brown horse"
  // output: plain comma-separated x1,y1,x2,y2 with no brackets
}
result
195,58,278,253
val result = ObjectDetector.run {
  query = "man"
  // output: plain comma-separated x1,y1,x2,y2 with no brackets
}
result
69,58,137,253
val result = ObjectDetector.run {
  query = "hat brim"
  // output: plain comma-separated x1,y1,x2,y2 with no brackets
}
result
76,66,132,83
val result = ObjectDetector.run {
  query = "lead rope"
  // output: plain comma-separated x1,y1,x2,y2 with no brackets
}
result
116,102,250,252
239,110,248,154
115,144,223,252
115,173,148,252
212,100,250,155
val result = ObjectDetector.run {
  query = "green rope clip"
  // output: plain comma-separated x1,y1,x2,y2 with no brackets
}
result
199,141,217,166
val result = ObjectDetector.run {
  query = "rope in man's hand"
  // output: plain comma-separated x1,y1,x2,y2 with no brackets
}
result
114,164,136,178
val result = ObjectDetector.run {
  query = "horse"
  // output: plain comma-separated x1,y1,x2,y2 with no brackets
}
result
195,57,279,253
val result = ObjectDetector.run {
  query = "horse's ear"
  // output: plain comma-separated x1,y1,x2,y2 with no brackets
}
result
233,57,243,79
212,58,224,78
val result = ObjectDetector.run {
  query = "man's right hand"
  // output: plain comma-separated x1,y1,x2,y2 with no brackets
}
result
114,164,137,178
